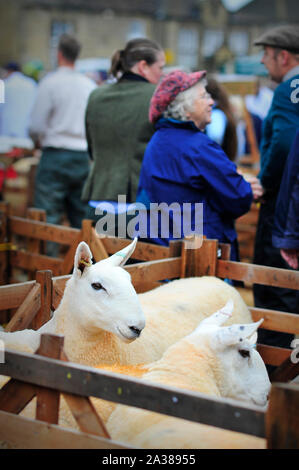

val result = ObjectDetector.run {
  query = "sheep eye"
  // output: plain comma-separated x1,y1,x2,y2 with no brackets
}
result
239,349,250,358
91,282,104,291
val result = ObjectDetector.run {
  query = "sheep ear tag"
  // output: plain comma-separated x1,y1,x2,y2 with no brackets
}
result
73,241,93,277
107,237,138,267
199,299,234,328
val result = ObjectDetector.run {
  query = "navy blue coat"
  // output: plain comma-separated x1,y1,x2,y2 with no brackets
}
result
259,74,299,193
136,118,253,260
273,130,299,250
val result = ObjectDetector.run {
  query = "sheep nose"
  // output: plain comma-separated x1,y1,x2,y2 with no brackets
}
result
129,326,142,337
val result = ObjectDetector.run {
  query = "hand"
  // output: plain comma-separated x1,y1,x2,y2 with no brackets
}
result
245,175,264,201
280,249,299,270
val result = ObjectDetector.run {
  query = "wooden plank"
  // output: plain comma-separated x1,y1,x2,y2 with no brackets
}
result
168,240,182,258
236,206,259,224
251,307,299,335
8,216,79,245
26,208,46,261
10,250,63,275
134,281,162,293
257,344,292,366
218,243,231,260
89,228,109,261
51,254,181,306
60,350,110,439
182,238,217,278
0,410,130,449
81,219,93,249
266,383,299,449
125,257,182,285
0,349,266,438
217,259,299,290
269,354,299,383
33,271,52,330
35,334,64,424
4,283,41,332
221,80,256,96
243,105,260,163
26,163,38,208
197,239,218,276
52,275,70,310
101,236,172,261
59,233,81,275
0,379,36,414
63,393,111,438
0,280,36,310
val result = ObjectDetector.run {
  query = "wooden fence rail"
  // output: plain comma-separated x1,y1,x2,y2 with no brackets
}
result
0,340,266,438
0,236,298,373
0,334,298,449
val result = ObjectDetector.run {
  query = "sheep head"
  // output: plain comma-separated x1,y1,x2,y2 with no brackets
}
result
187,300,271,407
67,238,145,342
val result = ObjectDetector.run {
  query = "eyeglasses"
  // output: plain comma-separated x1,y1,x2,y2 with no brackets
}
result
199,91,212,100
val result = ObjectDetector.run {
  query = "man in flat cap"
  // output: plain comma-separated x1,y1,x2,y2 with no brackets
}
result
253,24,299,363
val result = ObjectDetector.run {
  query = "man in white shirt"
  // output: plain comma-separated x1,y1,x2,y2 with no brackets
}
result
29,34,96,254
0,62,37,139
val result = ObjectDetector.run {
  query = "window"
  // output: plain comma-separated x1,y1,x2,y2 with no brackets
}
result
228,31,249,56
50,20,75,69
202,30,224,58
126,20,146,41
177,28,199,70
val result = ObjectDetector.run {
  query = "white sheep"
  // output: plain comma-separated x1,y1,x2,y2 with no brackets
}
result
106,302,271,449
0,238,252,368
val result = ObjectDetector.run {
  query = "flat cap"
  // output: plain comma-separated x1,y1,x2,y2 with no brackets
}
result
254,25,299,54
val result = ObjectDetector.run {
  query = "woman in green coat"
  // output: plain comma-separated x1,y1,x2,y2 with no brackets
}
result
82,38,165,233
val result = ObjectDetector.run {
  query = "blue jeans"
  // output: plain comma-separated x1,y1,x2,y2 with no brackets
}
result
34,147,90,255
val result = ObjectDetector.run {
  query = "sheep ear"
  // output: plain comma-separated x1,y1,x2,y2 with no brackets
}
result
200,299,234,327
73,241,93,278
106,237,138,267
215,319,264,349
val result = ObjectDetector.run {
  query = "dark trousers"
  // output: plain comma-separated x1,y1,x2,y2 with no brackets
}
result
253,198,299,354
34,147,89,255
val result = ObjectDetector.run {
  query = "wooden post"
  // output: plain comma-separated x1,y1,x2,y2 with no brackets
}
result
27,162,38,208
243,104,260,165
181,237,218,278
270,353,299,383
266,382,299,449
81,219,93,248
218,243,231,261
90,227,109,261
32,270,52,330
60,233,81,275
35,334,64,424
0,379,36,415
5,283,41,332
168,240,182,258
81,219,109,261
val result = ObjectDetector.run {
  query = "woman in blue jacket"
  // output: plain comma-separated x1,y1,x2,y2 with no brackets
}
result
136,70,263,261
